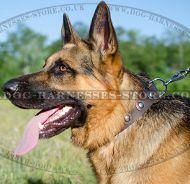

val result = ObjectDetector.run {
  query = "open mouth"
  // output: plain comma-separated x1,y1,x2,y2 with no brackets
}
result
14,101,86,157
39,105,81,139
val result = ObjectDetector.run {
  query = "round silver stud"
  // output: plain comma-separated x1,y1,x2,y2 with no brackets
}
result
148,91,154,98
136,101,144,110
124,114,131,122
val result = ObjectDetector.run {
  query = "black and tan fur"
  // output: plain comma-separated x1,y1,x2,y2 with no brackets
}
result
3,2,190,183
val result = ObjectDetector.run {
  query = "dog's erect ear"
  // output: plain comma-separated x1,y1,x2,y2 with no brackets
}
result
61,13,81,46
89,1,118,57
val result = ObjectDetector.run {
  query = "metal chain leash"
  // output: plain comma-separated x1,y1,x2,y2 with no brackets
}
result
149,68,190,97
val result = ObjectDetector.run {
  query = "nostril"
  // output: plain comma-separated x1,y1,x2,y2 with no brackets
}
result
2,79,19,93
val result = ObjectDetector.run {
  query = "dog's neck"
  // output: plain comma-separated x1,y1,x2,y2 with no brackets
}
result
88,71,188,181
71,66,189,182
86,70,153,174
73,69,146,150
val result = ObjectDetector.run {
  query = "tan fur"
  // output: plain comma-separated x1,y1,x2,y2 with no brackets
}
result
11,2,190,183
43,3,190,183
70,56,190,184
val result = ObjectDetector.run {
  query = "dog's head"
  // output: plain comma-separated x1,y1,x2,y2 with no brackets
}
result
3,2,128,153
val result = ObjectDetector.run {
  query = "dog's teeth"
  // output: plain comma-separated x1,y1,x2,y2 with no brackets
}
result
48,116,59,122
53,115,59,120
62,106,72,113
45,106,73,124
38,123,44,130
48,118,53,122
59,111,66,116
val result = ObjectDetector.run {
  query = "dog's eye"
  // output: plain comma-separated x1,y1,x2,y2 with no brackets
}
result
59,65,67,72
50,61,76,76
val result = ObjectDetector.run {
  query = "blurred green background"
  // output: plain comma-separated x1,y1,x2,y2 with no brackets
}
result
0,23,189,93
0,22,189,184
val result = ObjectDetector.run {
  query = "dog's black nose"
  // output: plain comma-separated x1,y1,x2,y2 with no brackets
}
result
2,79,19,94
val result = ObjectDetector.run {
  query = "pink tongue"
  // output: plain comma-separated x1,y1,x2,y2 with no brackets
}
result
14,108,59,156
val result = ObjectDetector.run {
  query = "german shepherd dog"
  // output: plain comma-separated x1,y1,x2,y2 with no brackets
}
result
2,1,190,183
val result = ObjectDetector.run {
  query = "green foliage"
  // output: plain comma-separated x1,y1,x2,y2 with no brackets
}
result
118,30,190,93
0,24,48,87
0,23,190,94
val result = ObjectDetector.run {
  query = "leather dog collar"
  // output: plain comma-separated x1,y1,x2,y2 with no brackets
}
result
123,83,158,129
